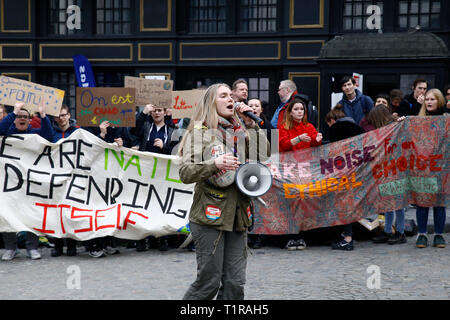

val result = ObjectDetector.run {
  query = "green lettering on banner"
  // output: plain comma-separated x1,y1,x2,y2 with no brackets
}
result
104,148,142,176
379,177,439,196
165,159,181,184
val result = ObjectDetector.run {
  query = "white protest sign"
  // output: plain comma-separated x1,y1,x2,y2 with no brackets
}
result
0,76,65,116
0,129,193,240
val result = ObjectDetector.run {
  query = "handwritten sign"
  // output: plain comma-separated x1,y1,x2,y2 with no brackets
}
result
0,76,65,116
171,89,205,119
124,76,173,107
76,87,136,127
0,129,193,240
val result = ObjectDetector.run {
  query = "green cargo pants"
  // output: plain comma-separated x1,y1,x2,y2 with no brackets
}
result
182,222,248,300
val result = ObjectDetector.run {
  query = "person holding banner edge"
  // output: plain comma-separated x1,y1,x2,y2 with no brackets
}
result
415,88,447,249
0,101,54,261
178,83,269,300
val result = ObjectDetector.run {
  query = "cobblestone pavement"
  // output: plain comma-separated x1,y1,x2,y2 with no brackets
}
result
0,232,449,300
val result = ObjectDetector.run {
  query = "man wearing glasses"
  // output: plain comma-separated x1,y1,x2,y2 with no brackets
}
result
0,101,53,261
52,105,79,142
270,80,298,128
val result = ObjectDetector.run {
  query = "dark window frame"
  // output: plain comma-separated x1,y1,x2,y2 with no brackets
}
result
397,0,442,30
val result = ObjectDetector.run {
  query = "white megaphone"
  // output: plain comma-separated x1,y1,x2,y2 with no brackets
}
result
235,162,272,208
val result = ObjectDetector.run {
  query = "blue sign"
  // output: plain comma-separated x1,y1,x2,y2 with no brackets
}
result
73,54,96,88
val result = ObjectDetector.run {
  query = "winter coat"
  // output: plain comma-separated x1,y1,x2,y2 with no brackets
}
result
52,119,80,142
179,124,269,232
328,117,365,143
130,112,176,155
278,121,321,152
338,89,374,125
398,93,422,116
0,113,53,141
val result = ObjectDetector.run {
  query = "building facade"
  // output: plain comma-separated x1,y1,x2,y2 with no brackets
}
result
1,0,449,128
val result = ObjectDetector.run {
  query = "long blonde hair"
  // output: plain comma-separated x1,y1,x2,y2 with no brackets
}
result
178,83,241,155
418,88,446,116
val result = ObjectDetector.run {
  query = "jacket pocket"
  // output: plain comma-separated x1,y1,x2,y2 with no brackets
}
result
192,187,228,226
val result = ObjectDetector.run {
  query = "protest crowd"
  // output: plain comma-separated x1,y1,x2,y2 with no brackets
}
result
0,75,449,265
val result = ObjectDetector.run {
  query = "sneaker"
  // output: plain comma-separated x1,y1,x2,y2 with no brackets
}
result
332,239,354,251
89,250,106,258
388,232,407,245
51,248,63,257
2,249,18,261
433,235,446,248
285,239,297,251
295,239,307,250
415,234,428,248
372,232,390,244
103,246,120,255
27,249,41,260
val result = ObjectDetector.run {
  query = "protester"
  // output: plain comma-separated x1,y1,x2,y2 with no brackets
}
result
231,79,249,103
398,79,427,116
270,80,298,128
178,83,269,300
0,102,53,261
415,88,447,248
325,104,365,251
50,105,80,257
360,104,407,245
279,98,322,152
246,98,273,249
130,103,177,251
278,98,322,250
338,76,374,124
389,89,403,117
84,121,133,258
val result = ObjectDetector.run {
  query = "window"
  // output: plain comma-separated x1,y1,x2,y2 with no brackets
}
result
398,0,441,29
239,0,277,33
95,71,132,87
188,0,227,33
342,0,383,32
248,77,270,103
96,0,132,34
48,0,84,35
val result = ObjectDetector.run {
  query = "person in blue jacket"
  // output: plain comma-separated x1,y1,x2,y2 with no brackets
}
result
338,76,374,125
0,102,53,261
51,104,79,142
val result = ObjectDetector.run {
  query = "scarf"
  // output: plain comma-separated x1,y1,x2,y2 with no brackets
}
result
217,116,247,156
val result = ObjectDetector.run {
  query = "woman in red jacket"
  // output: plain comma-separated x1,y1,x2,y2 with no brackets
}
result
278,98,322,250
279,98,322,152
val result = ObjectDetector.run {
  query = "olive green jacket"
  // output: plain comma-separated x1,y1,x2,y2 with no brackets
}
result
179,124,270,232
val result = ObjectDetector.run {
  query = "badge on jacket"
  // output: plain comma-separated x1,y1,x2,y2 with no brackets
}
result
205,205,222,220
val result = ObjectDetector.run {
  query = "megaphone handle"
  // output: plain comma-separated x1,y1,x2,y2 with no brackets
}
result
255,197,268,208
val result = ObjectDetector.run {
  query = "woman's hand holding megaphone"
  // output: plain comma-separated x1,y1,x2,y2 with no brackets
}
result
214,152,241,171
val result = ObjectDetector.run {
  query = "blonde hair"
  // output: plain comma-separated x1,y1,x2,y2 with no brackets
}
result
178,83,242,155
418,88,446,116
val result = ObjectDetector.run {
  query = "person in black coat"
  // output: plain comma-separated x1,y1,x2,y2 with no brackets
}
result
325,104,365,251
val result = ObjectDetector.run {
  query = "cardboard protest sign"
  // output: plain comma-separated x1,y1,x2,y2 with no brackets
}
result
76,87,136,127
0,76,65,116
124,76,173,107
171,89,205,119
0,129,193,240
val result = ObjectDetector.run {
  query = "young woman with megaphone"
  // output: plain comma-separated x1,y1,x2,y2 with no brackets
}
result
177,83,270,300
